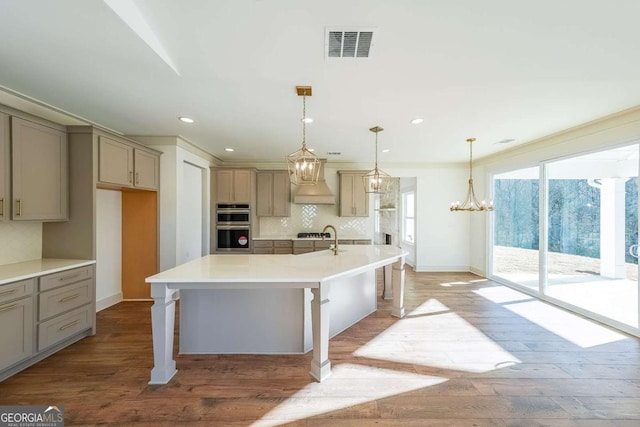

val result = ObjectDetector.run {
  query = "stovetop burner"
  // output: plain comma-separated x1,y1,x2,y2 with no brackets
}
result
297,232,331,238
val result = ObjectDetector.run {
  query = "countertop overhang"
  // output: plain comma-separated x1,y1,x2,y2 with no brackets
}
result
146,245,407,286
0,259,96,285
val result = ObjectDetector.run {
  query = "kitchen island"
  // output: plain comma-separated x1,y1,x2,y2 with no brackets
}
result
146,245,406,384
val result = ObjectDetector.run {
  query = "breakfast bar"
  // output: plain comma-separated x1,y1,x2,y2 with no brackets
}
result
145,245,406,384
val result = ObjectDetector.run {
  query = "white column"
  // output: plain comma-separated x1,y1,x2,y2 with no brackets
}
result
149,283,179,384
391,257,406,318
600,178,626,279
310,281,331,382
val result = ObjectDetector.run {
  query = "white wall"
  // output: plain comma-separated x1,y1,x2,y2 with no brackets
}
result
180,162,204,263
95,189,122,311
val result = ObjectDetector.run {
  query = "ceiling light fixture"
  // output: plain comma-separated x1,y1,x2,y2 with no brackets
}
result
382,149,390,153
362,126,393,194
178,116,194,123
450,138,493,212
286,86,320,185
224,148,234,152
410,118,424,124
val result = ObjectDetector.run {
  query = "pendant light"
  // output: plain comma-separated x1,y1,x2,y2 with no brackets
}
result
286,86,320,185
450,138,494,211
362,126,393,194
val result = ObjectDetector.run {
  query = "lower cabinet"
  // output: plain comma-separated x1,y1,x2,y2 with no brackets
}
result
0,279,35,371
0,264,95,381
253,240,293,254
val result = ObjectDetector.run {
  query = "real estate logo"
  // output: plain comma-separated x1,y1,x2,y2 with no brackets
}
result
0,405,64,427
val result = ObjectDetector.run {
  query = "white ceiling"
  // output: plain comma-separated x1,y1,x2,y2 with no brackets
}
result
1,0,640,165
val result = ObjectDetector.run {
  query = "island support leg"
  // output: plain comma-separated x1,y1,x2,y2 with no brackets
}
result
391,257,406,318
310,282,331,382
149,283,179,384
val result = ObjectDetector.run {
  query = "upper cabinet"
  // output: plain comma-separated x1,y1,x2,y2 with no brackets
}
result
215,169,253,203
0,113,8,221
98,136,159,191
256,171,290,217
338,171,369,217
11,117,68,221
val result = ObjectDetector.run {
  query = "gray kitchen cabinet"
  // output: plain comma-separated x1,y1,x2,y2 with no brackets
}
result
0,112,8,221
256,171,290,217
215,169,252,203
98,136,159,190
253,239,293,254
11,117,68,221
338,171,369,217
0,279,35,372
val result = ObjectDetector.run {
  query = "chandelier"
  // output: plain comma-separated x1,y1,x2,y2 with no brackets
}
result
286,86,320,185
450,137,494,212
362,126,393,194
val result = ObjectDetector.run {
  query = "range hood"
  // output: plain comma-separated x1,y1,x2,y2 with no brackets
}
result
293,160,335,204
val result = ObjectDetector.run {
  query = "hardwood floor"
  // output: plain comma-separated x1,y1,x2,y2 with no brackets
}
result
2,268,640,426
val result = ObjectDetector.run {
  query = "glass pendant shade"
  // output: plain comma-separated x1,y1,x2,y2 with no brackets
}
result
363,126,393,194
450,138,494,212
286,86,320,185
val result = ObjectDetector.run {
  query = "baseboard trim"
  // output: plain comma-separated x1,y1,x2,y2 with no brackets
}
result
96,292,123,312
414,265,470,273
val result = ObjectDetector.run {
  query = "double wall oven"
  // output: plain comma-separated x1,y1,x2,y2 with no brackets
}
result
215,203,251,252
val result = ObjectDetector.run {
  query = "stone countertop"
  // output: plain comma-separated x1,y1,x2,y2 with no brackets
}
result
147,245,406,285
0,258,96,286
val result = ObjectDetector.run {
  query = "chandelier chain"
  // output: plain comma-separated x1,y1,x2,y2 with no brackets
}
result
302,94,307,148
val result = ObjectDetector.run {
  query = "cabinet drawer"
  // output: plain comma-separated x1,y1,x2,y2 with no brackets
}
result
293,248,314,255
353,240,372,245
40,265,93,292
38,305,92,351
253,240,273,248
253,248,273,254
293,240,314,248
314,241,331,249
274,240,292,248
273,247,293,254
39,279,92,321
0,278,35,305
338,240,354,245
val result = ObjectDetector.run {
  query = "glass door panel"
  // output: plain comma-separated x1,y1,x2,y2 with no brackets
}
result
492,166,540,290
545,145,639,327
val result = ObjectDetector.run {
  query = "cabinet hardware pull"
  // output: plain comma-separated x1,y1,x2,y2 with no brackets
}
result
129,171,133,183
16,199,22,216
0,303,17,313
135,172,140,184
0,288,17,297
58,319,79,331
58,273,80,282
59,293,80,303
0,197,4,216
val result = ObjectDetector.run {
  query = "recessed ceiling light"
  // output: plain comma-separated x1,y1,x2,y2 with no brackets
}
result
382,149,390,153
410,118,424,124
224,148,234,152
301,117,313,124
179,116,194,123
308,148,315,152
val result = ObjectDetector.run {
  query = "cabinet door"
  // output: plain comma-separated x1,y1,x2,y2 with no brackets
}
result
0,296,34,371
339,173,368,217
134,149,159,190
272,172,291,217
339,174,356,217
11,117,68,221
216,170,234,203
99,136,134,187
351,174,369,216
256,172,273,216
0,112,8,221
233,170,252,203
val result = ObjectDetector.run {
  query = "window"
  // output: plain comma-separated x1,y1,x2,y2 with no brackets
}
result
402,191,415,244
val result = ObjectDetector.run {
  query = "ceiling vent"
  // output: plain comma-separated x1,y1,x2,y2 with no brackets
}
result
325,27,376,58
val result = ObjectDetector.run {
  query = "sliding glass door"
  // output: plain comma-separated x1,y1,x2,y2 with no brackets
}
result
490,144,639,330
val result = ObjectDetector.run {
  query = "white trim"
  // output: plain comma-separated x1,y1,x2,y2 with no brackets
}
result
96,292,122,312
415,265,470,272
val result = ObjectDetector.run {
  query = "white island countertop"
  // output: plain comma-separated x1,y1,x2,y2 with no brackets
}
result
146,245,405,285
145,245,407,385
0,258,96,285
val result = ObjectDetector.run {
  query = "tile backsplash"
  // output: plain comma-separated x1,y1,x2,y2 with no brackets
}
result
259,204,373,237
0,221,42,265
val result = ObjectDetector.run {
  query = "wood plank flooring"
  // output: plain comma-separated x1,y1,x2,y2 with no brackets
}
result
1,268,640,426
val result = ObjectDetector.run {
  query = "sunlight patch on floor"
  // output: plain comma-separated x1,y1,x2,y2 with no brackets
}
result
353,299,521,373
503,300,628,348
473,286,535,304
254,364,446,426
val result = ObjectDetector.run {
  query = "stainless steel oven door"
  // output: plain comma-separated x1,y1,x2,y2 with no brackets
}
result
216,226,251,252
216,210,250,224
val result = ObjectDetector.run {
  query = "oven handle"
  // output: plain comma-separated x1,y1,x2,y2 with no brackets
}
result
216,225,251,230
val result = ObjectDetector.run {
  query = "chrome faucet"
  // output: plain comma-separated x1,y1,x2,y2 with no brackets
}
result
322,224,339,255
